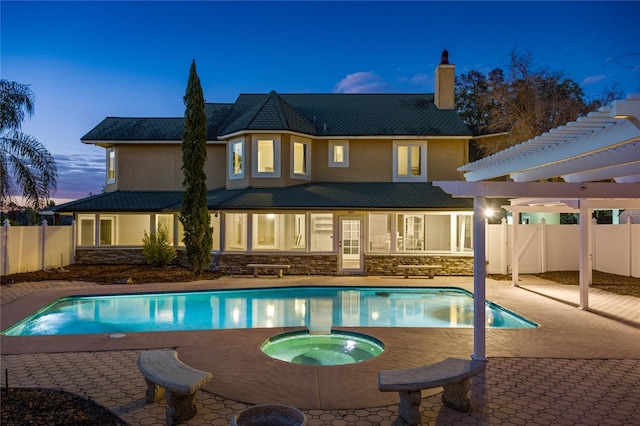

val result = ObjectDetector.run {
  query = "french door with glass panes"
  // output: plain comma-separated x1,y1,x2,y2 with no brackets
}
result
339,217,363,274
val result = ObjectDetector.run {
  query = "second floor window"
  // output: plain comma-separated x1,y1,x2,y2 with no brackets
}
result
329,140,349,167
107,148,116,184
229,139,244,179
252,135,281,177
291,136,311,179
393,141,427,182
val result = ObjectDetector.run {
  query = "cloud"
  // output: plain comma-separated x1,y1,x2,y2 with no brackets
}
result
582,75,606,86
333,71,388,93
52,153,105,200
399,73,431,88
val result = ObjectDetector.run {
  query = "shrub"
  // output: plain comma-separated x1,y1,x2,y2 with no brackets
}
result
142,225,177,266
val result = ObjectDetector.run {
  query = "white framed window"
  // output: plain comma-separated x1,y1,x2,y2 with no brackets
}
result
424,214,451,251
252,213,306,251
99,216,115,245
107,147,116,184
395,212,472,253
78,214,95,246
398,214,424,251
456,213,473,253
368,213,391,252
291,136,311,179
254,213,276,249
252,135,281,178
229,138,245,180
393,141,427,182
328,140,349,167
225,213,247,251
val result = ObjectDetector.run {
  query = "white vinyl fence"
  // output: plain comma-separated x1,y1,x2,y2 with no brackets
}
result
487,218,640,278
1,220,76,276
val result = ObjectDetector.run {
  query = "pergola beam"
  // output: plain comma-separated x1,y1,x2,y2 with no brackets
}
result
512,142,640,182
459,96,640,182
463,119,640,181
563,161,640,182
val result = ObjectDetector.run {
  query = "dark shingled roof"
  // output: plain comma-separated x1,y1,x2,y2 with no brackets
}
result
50,191,185,212
81,104,234,141
219,93,471,137
221,91,316,135
50,183,474,213
81,92,471,142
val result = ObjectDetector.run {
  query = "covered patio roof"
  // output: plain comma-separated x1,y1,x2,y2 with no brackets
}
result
434,94,640,361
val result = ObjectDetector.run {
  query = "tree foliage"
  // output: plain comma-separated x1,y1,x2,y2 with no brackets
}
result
178,61,212,275
455,50,624,157
1,80,57,209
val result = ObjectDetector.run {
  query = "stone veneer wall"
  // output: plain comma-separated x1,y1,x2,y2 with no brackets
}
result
76,248,147,265
219,253,338,276
365,254,475,276
75,248,195,267
76,248,474,276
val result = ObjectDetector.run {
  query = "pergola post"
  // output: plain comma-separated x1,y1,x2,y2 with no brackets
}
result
579,201,591,310
472,196,487,361
511,211,520,287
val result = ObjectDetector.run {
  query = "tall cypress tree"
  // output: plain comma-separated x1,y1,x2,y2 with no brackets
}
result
179,60,212,275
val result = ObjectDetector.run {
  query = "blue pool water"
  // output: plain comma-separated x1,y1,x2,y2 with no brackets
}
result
1,286,537,336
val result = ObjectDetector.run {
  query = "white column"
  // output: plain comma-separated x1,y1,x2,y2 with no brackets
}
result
540,218,547,273
512,211,520,287
71,220,77,264
95,214,101,246
579,202,590,310
473,196,487,361
500,218,508,275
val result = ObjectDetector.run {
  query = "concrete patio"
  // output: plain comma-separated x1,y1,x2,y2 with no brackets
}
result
1,275,639,425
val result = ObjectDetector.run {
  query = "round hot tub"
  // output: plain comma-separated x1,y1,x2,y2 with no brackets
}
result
261,330,384,366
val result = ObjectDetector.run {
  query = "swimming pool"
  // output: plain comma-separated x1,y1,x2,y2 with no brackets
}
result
1,286,537,336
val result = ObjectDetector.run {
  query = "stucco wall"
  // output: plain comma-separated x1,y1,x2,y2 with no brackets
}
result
312,139,393,182
106,134,469,192
107,143,226,192
427,139,468,181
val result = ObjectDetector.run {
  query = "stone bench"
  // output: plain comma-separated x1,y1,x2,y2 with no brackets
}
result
138,350,213,426
397,264,442,279
378,357,486,425
247,263,290,278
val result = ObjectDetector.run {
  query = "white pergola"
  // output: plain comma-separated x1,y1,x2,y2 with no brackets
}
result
434,94,640,361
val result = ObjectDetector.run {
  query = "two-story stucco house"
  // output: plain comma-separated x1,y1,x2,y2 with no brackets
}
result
51,52,482,276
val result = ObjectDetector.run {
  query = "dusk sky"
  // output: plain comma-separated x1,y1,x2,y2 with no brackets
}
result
2,1,639,202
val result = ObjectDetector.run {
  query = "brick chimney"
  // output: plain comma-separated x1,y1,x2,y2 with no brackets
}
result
434,49,455,110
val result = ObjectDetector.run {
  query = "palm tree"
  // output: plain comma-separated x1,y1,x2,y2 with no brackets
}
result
1,80,57,209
